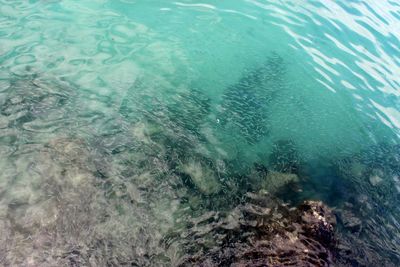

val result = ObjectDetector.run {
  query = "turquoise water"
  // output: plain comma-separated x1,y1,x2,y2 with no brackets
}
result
0,0,399,266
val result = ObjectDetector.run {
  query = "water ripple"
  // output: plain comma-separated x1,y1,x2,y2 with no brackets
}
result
0,0,400,265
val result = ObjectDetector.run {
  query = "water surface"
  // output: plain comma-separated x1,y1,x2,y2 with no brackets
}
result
0,0,399,266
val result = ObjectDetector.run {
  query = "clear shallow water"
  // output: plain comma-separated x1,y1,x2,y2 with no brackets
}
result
0,0,399,266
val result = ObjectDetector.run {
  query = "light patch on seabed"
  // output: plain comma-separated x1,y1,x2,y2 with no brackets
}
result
180,160,221,195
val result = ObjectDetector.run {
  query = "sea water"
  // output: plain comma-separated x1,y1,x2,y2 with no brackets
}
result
0,0,399,266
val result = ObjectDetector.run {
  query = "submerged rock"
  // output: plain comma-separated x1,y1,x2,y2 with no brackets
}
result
179,160,221,195
331,143,400,266
337,209,362,233
348,160,366,179
248,162,300,194
368,169,384,186
131,120,164,145
261,171,300,194
177,192,336,266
